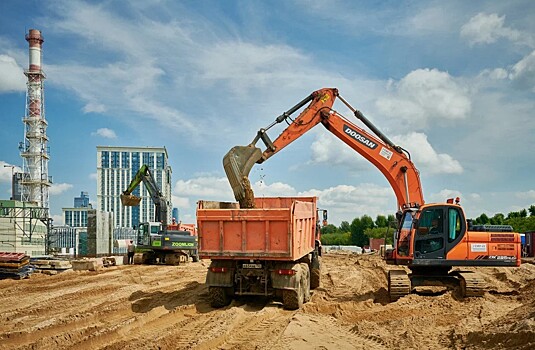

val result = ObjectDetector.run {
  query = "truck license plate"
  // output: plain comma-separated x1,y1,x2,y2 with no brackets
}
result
242,263,262,269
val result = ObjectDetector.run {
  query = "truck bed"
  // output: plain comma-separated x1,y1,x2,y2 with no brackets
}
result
197,197,317,261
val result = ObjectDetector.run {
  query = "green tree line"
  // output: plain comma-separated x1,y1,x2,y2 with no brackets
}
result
471,204,535,233
321,204,535,246
320,214,396,246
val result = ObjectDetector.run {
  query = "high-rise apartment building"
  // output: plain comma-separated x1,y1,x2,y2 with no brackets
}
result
96,146,172,228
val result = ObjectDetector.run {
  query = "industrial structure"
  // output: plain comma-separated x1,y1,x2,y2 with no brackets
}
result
20,29,51,211
96,146,172,228
0,200,48,256
0,29,50,256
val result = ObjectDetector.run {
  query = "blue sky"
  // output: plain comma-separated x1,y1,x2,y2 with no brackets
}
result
0,0,534,226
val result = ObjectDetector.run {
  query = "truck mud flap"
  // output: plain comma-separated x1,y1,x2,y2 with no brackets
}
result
271,262,302,290
206,260,235,287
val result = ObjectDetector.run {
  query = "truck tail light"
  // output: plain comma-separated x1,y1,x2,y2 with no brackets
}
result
210,267,228,273
277,269,296,275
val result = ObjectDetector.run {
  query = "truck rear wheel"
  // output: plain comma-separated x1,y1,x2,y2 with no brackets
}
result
310,269,321,289
282,287,303,310
310,255,321,289
209,287,232,308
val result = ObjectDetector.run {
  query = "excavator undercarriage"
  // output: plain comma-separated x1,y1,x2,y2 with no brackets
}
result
388,269,488,301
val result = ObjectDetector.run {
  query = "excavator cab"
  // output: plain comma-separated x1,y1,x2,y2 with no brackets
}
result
222,145,262,206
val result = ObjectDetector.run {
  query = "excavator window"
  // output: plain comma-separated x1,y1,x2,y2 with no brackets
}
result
418,209,443,236
397,212,414,256
401,213,413,230
150,224,160,234
448,208,462,242
415,208,444,256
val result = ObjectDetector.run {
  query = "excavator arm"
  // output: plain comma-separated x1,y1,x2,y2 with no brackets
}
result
223,88,424,210
121,165,168,227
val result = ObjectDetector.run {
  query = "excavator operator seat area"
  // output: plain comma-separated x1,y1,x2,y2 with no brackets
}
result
415,208,444,257
417,209,443,236
413,205,466,259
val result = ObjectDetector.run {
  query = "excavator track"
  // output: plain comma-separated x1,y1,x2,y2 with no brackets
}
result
457,271,487,297
388,270,411,302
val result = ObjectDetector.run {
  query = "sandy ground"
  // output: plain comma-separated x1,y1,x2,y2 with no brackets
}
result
0,253,534,350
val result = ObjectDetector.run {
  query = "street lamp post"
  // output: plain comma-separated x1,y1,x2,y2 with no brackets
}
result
3,164,15,200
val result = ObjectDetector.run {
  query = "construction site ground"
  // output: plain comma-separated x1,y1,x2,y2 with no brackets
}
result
1,253,534,350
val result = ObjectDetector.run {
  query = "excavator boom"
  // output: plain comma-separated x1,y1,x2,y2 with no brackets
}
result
121,164,168,227
223,88,424,209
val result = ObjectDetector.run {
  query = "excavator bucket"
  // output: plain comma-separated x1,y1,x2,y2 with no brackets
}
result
120,193,142,206
223,145,262,205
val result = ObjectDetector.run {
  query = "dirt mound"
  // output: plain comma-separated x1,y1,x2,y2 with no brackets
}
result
0,254,533,349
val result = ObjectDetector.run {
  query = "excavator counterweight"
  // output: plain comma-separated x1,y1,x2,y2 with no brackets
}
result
223,145,262,208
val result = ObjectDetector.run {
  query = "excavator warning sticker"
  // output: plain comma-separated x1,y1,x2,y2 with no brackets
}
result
471,243,487,252
379,147,393,160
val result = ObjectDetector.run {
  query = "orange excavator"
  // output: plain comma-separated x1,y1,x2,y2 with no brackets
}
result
223,87,521,301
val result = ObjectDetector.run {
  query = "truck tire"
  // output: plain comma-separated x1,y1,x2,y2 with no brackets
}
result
282,287,303,310
310,256,321,289
192,251,199,262
209,287,231,308
310,268,321,289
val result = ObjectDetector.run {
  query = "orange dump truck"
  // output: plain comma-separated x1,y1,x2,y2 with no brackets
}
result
197,197,323,309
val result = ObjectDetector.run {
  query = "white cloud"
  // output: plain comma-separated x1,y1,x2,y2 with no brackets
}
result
91,128,117,139
376,69,471,129
509,50,535,92
196,42,309,91
49,183,73,195
427,188,463,204
309,133,367,168
172,194,190,209
0,55,26,93
174,176,233,200
83,102,106,113
479,68,508,81
253,181,297,197
50,214,64,226
392,132,463,174
516,190,535,200
460,13,531,47
0,162,22,182
299,183,396,225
